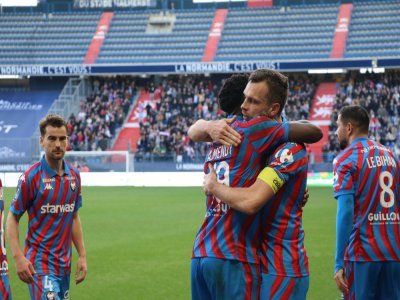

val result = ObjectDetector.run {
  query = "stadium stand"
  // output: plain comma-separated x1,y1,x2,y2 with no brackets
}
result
97,9,214,64
67,77,137,151
1,0,400,170
134,75,221,162
327,71,400,160
1,1,400,64
108,74,317,162
215,4,338,61
345,1,400,58
0,12,100,64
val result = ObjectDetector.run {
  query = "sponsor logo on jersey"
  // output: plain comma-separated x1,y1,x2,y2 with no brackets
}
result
42,178,55,183
41,203,75,214
63,290,70,300
368,212,400,224
46,291,56,300
44,183,53,190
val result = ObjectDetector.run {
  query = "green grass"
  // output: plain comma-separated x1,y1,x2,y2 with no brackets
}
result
4,186,341,299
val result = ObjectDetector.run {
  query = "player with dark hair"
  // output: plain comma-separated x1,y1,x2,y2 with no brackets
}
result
218,73,249,115
333,105,400,299
0,180,12,300
7,114,87,300
189,69,322,299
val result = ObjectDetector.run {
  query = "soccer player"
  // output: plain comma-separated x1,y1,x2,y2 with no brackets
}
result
333,105,400,300
7,114,87,300
0,180,12,300
203,140,309,299
189,69,321,299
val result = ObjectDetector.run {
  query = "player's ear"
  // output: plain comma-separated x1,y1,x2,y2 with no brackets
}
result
346,122,353,135
268,102,281,119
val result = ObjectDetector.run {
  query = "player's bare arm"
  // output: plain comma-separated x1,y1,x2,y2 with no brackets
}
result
203,163,275,214
72,212,87,284
188,117,241,146
6,212,36,284
288,121,323,144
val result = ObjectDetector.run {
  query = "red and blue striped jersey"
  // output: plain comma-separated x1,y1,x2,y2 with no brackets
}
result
333,137,400,262
260,143,309,277
10,156,82,276
0,181,12,300
192,116,290,264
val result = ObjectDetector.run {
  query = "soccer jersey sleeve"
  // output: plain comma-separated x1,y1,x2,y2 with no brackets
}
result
10,173,33,215
333,152,356,199
243,117,290,155
258,143,307,190
74,172,83,212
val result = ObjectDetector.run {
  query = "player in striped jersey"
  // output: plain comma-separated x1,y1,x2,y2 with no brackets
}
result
0,180,12,299
7,114,87,300
333,105,400,300
190,69,321,300
203,140,309,300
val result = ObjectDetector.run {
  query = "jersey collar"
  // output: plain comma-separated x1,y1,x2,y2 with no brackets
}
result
40,155,71,177
350,137,368,147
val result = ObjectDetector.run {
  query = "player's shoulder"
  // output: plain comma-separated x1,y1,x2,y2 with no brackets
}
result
333,146,357,169
66,162,81,177
235,116,278,129
22,161,42,181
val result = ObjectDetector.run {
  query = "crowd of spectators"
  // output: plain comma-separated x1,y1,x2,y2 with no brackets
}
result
67,77,137,151
325,71,400,160
135,75,224,162
135,74,316,162
68,71,400,164
285,74,316,121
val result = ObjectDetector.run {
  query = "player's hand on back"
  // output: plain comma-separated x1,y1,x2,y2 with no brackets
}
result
208,117,241,147
203,163,218,195
15,255,36,284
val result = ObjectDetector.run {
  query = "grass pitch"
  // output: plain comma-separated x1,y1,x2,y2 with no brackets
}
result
4,186,341,299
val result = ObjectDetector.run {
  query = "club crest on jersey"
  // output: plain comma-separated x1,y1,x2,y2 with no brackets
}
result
46,291,56,300
70,181,76,192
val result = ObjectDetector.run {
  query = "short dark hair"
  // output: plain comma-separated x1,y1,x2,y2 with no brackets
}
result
39,114,68,136
339,105,369,133
218,73,249,115
248,69,288,114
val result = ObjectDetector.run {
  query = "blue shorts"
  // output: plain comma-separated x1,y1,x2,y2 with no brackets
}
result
0,273,12,300
344,261,400,300
261,273,309,300
28,273,70,300
191,257,260,300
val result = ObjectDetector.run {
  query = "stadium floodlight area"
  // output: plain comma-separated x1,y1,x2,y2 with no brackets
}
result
63,151,134,172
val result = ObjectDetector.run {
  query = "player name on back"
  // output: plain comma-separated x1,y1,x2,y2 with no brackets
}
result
366,155,396,169
206,145,233,161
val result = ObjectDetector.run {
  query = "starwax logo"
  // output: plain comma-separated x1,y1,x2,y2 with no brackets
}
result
41,203,75,214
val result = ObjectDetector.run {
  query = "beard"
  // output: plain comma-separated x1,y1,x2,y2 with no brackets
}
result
339,138,348,150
